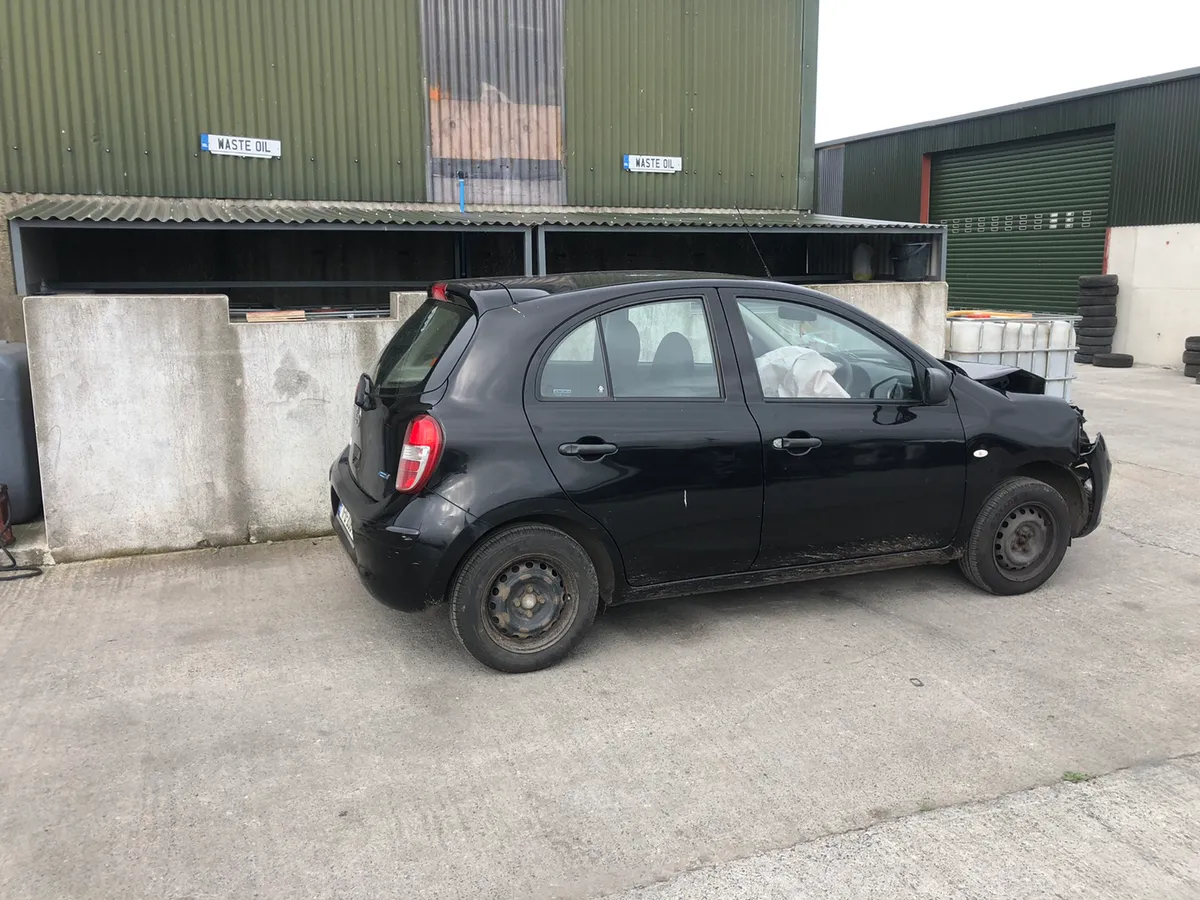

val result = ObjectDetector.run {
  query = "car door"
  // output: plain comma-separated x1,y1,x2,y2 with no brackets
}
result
524,289,763,586
718,287,967,569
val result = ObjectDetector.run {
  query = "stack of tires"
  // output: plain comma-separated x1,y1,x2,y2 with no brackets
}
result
1183,336,1200,383
1075,274,1119,365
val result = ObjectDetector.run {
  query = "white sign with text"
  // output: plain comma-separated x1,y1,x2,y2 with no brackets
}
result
201,133,282,159
623,154,682,173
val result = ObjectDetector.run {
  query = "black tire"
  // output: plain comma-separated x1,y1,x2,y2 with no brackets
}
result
1078,285,1119,299
1076,334,1112,345
1182,350,1200,366
1078,274,1118,288
449,524,599,673
1093,352,1134,368
1076,325,1116,339
958,477,1071,596
1076,303,1116,317
1074,353,1093,364
1185,336,1200,353
1184,363,1200,378
1076,315,1117,329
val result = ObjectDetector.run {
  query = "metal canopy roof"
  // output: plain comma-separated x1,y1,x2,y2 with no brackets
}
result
8,196,940,231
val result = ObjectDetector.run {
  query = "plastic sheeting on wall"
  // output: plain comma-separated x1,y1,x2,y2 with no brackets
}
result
422,0,566,206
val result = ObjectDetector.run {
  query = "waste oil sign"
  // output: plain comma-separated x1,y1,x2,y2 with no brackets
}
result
623,154,682,173
201,133,282,159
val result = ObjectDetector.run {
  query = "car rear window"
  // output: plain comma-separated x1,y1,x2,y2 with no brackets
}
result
374,300,472,394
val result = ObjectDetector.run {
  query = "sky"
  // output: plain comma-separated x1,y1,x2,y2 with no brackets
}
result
815,0,1200,143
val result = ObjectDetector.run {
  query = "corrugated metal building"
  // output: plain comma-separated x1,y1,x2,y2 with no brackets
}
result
1,0,941,340
815,68,1200,364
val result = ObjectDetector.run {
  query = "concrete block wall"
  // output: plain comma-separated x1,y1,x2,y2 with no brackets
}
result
815,281,947,357
1107,225,1200,367
24,292,423,562
24,281,945,562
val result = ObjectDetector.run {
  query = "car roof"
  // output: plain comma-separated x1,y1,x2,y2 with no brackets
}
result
444,271,765,312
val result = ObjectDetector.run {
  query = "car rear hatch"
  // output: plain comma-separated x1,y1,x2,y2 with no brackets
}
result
350,287,476,501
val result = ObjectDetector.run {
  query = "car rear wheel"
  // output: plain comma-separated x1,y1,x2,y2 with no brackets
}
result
449,524,599,673
958,477,1071,595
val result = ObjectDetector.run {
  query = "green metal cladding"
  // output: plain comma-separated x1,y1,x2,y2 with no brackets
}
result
831,70,1200,228
1,0,819,209
0,0,427,201
564,0,817,210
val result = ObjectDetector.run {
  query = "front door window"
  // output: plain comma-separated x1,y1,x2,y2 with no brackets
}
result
736,299,920,402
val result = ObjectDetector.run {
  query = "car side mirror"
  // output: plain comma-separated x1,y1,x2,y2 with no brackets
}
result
924,366,951,404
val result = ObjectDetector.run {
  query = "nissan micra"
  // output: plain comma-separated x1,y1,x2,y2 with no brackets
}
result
330,273,1110,672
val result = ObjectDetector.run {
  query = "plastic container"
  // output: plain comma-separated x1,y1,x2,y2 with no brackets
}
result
851,243,874,282
890,242,931,281
944,313,1080,401
0,341,42,524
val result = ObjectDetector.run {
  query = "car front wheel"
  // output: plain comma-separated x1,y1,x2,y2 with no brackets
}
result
959,476,1072,595
449,524,600,673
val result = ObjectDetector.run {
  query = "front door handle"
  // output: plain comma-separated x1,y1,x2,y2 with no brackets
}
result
772,436,822,453
559,441,619,459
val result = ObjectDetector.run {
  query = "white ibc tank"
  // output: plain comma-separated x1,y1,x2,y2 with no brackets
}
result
944,314,1079,401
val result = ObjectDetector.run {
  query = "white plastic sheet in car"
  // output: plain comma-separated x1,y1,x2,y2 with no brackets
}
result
756,346,850,399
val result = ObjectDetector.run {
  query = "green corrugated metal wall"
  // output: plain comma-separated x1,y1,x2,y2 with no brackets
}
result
0,0,427,201
930,130,1114,313
564,0,813,209
834,71,1200,228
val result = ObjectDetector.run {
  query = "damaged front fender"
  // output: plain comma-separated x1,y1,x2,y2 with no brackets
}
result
944,360,1047,395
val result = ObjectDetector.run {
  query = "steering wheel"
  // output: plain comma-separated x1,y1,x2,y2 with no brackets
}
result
817,351,853,392
868,374,904,399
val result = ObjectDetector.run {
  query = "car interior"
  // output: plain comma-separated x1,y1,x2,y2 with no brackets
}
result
738,301,922,401
538,298,923,402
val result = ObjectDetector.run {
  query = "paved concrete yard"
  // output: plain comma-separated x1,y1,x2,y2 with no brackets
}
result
606,754,1200,899
1,365,1198,899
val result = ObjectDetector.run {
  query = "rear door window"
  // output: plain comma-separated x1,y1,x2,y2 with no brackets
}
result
374,300,472,395
538,297,721,400
602,299,719,398
539,319,607,399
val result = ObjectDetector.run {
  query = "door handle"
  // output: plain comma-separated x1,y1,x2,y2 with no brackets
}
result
559,441,619,459
772,436,822,453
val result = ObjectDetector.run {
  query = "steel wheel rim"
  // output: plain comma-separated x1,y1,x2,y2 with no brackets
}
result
480,555,577,654
993,502,1056,582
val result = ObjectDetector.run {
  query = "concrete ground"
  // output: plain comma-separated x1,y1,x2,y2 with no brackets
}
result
606,754,1200,899
1,365,1197,899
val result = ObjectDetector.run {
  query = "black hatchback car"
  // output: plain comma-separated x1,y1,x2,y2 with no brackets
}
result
330,273,1110,672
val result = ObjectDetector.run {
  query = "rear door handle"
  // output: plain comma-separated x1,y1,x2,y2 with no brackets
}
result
559,442,619,458
772,436,822,453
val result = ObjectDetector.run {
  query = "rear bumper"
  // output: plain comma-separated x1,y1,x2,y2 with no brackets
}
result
1076,432,1111,538
329,447,481,612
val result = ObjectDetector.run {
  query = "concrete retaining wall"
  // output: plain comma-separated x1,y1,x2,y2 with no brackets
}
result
814,281,947,356
25,280,945,562
24,292,423,562
1107,225,1200,367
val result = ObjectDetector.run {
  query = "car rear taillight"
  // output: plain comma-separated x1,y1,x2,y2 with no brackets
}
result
430,282,448,301
396,414,444,493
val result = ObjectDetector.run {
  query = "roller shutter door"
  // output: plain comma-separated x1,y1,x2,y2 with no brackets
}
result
930,129,1114,313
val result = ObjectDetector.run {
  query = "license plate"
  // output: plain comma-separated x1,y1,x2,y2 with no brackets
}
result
337,503,354,546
